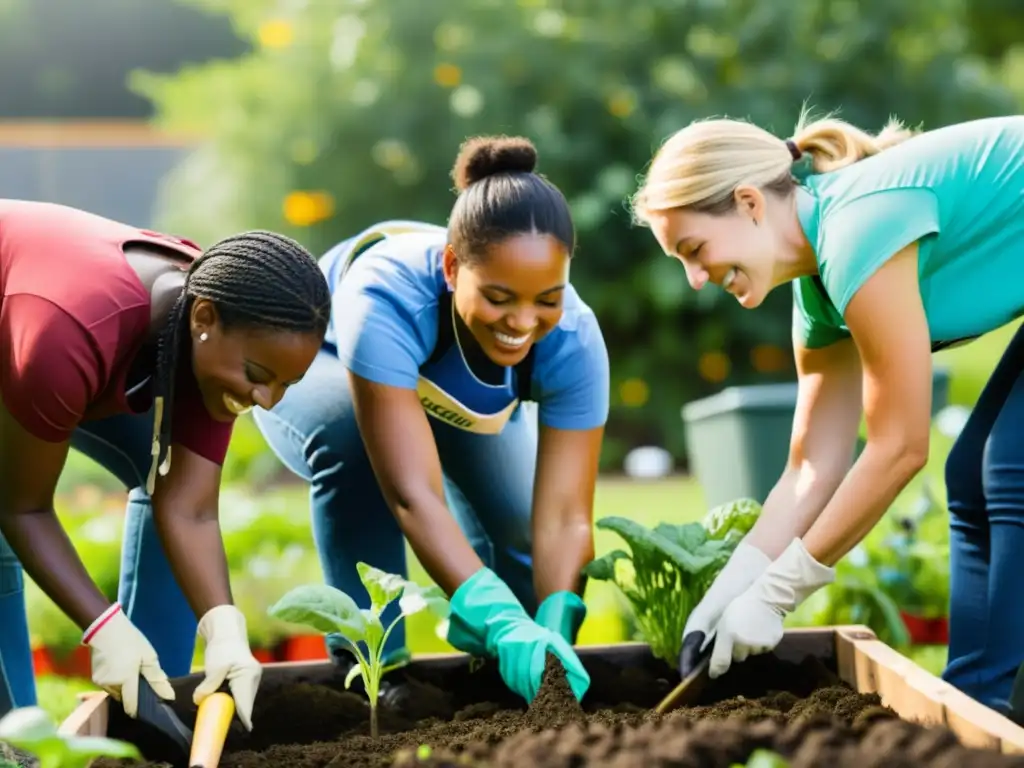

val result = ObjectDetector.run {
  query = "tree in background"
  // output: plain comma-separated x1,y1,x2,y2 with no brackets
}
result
131,0,1017,469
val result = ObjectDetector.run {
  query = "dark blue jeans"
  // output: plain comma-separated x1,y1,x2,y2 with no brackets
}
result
0,407,200,715
252,349,538,662
943,322,1024,712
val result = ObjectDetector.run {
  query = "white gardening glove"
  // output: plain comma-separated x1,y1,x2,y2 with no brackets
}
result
708,537,835,679
679,541,772,674
192,605,262,731
83,603,176,718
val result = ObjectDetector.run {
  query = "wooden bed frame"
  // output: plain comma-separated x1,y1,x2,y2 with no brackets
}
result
58,625,1024,759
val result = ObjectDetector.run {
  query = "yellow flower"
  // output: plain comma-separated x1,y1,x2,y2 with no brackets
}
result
606,89,636,119
619,378,650,408
283,191,335,227
258,19,294,50
433,63,462,88
698,351,730,383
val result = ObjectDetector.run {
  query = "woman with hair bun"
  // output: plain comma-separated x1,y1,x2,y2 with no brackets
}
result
254,134,610,703
631,111,1024,714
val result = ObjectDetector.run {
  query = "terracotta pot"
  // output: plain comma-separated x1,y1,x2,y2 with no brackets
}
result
31,647,55,677
900,611,949,645
277,635,328,661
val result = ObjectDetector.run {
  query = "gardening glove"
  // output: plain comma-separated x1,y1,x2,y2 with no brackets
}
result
708,538,834,679
83,603,176,719
193,605,262,731
447,567,591,703
535,591,588,644
679,540,772,676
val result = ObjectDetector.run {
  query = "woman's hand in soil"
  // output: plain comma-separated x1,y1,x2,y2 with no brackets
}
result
83,603,176,718
707,538,834,679
192,605,262,731
447,567,591,703
679,541,771,676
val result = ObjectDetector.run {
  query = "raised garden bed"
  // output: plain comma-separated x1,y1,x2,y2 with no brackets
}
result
61,626,1024,768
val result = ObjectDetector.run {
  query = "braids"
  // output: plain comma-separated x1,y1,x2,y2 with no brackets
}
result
146,230,331,493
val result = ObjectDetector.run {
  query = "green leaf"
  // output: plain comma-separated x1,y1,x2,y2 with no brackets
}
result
361,609,385,652
654,521,707,551
399,582,450,619
581,549,629,581
344,663,364,690
357,562,406,615
597,516,718,573
703,498,762,541
0,707,140,768
267,583,368,644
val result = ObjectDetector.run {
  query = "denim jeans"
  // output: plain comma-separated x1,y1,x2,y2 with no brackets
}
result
0,407,199,715
252,348,537,661
943,321,1024,712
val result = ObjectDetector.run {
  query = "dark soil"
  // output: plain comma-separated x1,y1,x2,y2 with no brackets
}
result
89,650,1024,768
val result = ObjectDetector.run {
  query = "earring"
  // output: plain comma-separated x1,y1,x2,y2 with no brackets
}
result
199,332,208,343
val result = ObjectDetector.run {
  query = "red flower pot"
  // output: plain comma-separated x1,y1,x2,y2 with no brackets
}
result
277,635,328,661
900,611,949,645
32,647,55,677
252,648,275,664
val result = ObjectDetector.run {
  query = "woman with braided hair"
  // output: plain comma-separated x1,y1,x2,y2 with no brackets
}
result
630,112,1024,714
0,199,331,727
254,134,610,705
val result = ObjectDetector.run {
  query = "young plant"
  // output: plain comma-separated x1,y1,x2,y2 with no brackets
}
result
582,499,761,666
268,563,450,739
732,749,791,768
0,706,139,768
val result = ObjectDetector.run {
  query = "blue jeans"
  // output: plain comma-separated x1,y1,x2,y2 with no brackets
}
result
943,322,1024,712
0,407,199,714
253,349,537,661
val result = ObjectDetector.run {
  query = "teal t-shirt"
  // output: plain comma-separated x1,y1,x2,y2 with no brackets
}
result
792,115,1024,351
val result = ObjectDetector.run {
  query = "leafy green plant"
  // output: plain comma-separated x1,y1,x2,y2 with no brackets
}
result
703,498,762,543
732,749,791,768
0,706,139,768
583,519,741,664
268,563,450,738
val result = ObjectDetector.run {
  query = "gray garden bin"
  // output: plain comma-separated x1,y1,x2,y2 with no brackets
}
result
681,368,951,510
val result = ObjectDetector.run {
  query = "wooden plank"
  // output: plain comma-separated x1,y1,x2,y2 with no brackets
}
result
838,628,1024,753
58,691,109,737
0,120,204,147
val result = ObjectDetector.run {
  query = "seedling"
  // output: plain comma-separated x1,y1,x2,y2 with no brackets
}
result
0,706,139,768
268,563,450,738
732,749,791,768
582,499,761,665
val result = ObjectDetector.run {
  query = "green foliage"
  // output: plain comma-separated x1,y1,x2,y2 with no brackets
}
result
132,0,1018,469
582,514,749,665
268,564,450,738
0,706,139,768
702,498,762,542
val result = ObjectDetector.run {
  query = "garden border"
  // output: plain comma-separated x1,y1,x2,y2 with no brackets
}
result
58,625,1024,757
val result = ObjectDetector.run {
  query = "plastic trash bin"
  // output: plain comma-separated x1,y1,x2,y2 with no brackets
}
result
681,367,951,509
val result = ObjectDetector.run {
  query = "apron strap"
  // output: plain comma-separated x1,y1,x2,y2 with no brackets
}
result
428,290,536,403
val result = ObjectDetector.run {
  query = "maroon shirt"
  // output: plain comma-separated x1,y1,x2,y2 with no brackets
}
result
0,200,233,464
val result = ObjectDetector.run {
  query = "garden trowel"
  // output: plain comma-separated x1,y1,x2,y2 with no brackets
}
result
135,674,193,757
655,630,714,714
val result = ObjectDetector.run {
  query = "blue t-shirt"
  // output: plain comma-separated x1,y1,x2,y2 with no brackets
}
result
792,115,1024,350
320,220,610,432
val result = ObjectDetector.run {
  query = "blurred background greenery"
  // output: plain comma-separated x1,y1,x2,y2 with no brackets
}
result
3,0,1024,723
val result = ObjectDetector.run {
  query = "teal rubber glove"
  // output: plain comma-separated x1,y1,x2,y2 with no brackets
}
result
447,568,591,703
535,591,587,644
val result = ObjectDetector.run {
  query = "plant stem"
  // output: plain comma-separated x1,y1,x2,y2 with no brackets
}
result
370,702,378,739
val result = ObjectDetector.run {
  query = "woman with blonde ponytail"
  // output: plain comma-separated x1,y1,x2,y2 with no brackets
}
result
634,112,1024,715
